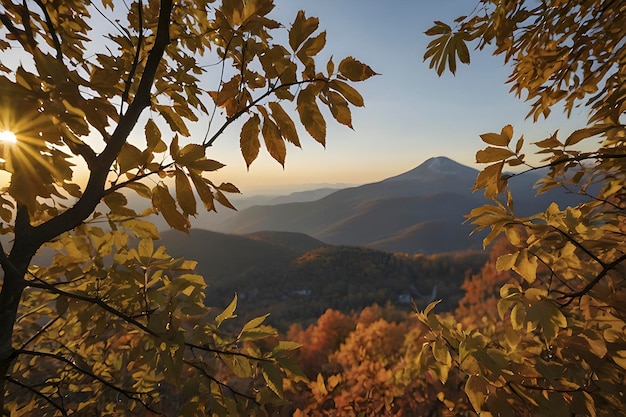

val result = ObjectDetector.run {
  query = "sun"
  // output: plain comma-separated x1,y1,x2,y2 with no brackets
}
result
0,130,17,143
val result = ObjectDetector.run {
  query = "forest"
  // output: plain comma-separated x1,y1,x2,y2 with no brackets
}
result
0,0,624,416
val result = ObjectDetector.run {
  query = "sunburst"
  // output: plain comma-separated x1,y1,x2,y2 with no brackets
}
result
0,130,17,144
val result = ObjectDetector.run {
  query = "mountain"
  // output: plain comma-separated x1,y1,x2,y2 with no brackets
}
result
196,156,584,254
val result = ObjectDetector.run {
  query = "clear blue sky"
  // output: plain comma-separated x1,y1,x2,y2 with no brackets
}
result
205,0,588,194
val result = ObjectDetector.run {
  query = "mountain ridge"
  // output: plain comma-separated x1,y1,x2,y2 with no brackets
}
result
188,156,584,254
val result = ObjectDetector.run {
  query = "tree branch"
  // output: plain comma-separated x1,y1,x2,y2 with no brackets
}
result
183,359,258,404
203,78,329,148
25,0,174,249
6,376,68,416
506,153,626,181
121,0,145,114
559,253,626,306
13,349,159,413
32,0,64,62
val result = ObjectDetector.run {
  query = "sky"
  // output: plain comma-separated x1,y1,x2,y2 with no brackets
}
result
0,1,589,196
201,0,588,194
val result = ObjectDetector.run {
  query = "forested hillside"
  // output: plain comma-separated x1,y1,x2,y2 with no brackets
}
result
160,229,487,329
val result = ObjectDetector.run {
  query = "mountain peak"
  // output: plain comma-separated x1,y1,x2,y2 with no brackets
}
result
384,156,477,182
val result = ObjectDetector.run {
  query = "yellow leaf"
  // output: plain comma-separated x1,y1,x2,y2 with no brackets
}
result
262,115,286,166
297,87,326,145
338,56,378,82
156,105,190,136
152,184,190,232
269,102,300,147
188,159,225,172
296,31,326,64
326,91,352,129
465,374,489,412
145,119,167,153
123,219,160,239
476,146,515,163
175,169,197,216
240,115,260,168
329,79,364,107
189,171,215,212
126,182,152,199
564,124,609,147
289,11,319,52
512,249,538,283
215,190,236,210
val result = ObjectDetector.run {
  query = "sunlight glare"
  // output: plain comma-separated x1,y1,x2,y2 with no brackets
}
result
0,130,17,144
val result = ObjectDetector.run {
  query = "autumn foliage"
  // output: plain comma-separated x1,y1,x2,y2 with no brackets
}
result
0,0,376,415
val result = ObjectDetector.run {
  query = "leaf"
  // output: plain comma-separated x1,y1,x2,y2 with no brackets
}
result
176,143,205,165
289,11,319,52
188,159,225,172
214,190,236,210
465,374,489,412
269,102,300,147
564,125,609,147
326,91,352,128
476,146,515,163
175,169,197,216
123,219,160,239
117,143,143,173
218,182,240,193
189,171,215,211
145,118,167,153
261,362,284,398
126,182,153,199
152,184,190,232
261,114,286,166
215,294,237,327
480,125,513,146
432,340,451,366
512,249,538,283
156,105,190,136
296,31,326,64
297,87,326,145
240,115,261,168
338,56,378,81
329,79,364,107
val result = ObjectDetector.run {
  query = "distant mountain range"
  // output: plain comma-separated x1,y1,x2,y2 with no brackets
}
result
196,156,584,254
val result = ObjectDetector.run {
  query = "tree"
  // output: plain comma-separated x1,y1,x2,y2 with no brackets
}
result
420,1,625,416
0,0,375,414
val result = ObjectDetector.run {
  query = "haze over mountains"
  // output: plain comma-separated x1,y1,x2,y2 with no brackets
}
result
191,156,583,254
